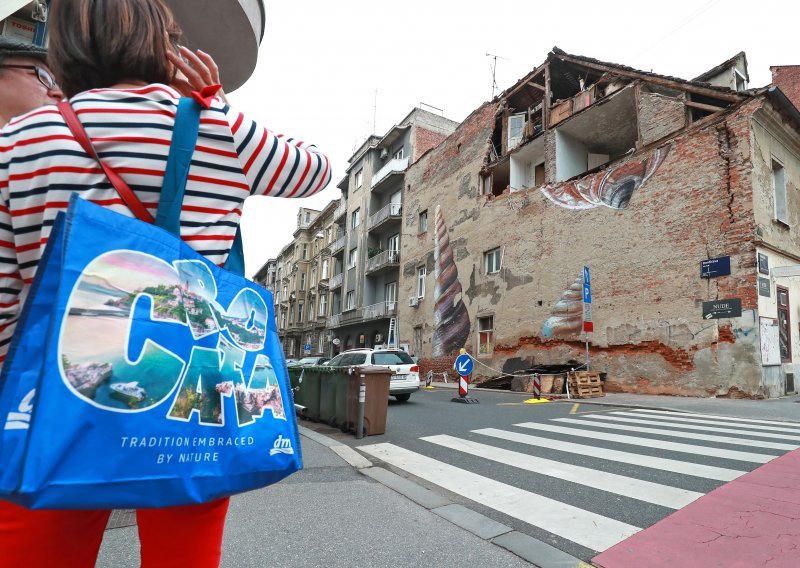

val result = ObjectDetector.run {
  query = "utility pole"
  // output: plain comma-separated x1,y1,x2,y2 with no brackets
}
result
486,53,509,100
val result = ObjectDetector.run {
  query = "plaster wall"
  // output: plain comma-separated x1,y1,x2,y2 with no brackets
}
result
400,99,773,397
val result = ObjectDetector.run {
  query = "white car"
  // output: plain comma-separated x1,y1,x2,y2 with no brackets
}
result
325,348,420,402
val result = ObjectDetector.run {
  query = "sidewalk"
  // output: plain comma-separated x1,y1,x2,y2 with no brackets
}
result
96,428,533,568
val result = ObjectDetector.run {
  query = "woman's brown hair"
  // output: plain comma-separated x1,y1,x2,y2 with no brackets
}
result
48,0,181,97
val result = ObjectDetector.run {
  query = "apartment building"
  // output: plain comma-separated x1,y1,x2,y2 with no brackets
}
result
258,202,338,359
326,109,458,354
399,47,800,398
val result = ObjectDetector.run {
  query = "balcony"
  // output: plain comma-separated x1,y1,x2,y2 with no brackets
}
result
368,202,402,231
362,301,398,321
330,234,346,256
329,272,343,289
328,313,341,328
366,249,400,274
371,157,409,190
333,200,347,222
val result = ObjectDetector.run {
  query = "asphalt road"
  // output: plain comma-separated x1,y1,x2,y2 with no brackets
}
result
310,387,800,562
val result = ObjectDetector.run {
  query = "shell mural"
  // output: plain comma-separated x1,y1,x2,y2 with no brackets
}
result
432,205,471,357
542,275,584,338
540,144,671,210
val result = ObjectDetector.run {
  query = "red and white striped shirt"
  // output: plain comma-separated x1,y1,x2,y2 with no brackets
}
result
0,84,332,365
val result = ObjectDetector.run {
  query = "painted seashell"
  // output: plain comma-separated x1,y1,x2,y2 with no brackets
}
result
543,276,584,338
432,205,471,357
540,144,670,210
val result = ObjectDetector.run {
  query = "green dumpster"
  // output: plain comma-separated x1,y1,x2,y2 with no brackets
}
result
313,367,349,428
289,366,321,421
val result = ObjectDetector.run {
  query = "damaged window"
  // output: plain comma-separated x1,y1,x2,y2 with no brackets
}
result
478,316,494,355
773,158,788,225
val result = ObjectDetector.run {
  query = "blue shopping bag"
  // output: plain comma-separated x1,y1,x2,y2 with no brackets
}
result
0,99,302,509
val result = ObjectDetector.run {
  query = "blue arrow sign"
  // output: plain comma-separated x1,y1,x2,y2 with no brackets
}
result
454,353,473,376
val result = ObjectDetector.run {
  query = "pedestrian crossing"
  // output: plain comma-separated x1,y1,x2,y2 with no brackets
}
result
358,408,800,556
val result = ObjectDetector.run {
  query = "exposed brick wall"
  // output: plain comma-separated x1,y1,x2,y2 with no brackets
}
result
771,66,800,111
413,128,449,162
639,92,686,146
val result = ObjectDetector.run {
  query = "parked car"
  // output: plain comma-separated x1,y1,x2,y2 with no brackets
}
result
324,348,420,402
287,356,329,367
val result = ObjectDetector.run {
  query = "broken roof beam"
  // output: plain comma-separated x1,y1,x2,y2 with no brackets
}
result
555,54,745,103
527,81,546,91
684,100,728,113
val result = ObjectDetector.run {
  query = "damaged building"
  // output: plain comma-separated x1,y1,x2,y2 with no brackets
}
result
399,47,800,398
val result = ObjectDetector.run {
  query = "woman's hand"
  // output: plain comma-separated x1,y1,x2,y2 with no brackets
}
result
168,46,228,104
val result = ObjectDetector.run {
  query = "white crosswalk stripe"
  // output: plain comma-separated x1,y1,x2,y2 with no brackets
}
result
473,427,745,481
358,442,642,551
552,417,799,451
517,422,779,462
627,408,800,429
357,409,800,555
583,412,800,441
421,434,703,508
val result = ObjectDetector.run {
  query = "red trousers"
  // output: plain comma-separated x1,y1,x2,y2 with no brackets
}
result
0,497,229,567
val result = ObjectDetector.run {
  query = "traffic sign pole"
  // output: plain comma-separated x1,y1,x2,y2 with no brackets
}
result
583,266,592,371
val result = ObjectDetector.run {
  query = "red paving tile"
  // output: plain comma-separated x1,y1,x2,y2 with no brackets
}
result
592,449,800,568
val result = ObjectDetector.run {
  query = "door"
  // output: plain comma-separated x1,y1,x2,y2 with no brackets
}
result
387,234,400,262
385,281,397,311
777,286,791,362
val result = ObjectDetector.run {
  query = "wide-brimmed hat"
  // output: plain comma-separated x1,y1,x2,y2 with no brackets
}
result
166,0,265,92
0,36,47,62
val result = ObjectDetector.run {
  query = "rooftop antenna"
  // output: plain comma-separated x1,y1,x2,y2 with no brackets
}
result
372,88,378,134
486,52,509,99
420,102,444,116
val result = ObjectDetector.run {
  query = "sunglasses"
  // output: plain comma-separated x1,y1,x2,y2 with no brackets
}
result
0,64,58,90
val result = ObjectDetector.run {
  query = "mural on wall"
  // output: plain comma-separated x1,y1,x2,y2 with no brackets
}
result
541,144,671,210
432,205,471,357
543,274,584,338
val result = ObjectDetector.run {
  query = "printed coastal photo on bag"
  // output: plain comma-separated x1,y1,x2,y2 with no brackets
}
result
58,249,284,423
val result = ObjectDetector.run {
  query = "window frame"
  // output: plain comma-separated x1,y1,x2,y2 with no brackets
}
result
484,247,502,274
348,247,358,269
419,210,428,233
345,290,355,311
355,169,363,188
416,266,426,299
477,315,494,356
773,157,788,226
393,147,404,160
351,208,361,230
777,285,792,362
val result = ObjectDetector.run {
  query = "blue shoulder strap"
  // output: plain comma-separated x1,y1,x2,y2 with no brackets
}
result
156,97,246,276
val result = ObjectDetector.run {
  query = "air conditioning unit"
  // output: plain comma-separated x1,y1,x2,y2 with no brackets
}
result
380,148,389,159
408,296,419,307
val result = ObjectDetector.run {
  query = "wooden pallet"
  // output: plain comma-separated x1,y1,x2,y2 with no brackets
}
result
572,384,604,398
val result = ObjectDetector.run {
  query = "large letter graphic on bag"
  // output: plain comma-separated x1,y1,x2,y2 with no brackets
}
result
58,251,284,425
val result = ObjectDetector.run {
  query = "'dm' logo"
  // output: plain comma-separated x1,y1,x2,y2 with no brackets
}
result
269,435,294,456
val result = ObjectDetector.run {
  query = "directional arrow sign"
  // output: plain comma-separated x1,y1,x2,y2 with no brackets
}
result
454,353,473,376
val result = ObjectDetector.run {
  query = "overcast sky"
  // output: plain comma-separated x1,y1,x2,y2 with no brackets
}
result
229,0,797,276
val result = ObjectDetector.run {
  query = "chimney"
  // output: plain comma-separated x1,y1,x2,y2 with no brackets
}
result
771,66,800,111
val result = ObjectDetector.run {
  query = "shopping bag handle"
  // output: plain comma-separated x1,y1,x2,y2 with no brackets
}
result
157,98,245,276
57,101,155,224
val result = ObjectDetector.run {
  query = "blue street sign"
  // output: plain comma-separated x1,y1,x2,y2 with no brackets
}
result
583,265,592,304
700,256,731,279
454,353,473,376
303,344,312,352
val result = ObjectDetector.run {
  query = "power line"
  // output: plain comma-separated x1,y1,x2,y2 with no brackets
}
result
631,0,721,64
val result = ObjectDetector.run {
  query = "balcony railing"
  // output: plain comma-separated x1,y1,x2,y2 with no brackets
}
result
333,200,347,221
371,157,409,189
362,301,398,321
368,202,402,230
330,235,346,255
328,272,343,289
366,249,400,273
328,313,341,327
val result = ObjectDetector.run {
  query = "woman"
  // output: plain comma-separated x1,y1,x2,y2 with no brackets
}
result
0,1,331,566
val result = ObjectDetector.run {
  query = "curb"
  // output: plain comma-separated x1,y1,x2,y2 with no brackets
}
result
298,425,588,567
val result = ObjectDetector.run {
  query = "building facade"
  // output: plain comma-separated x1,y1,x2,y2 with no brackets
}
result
326,109,458,354
399,47,800,398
